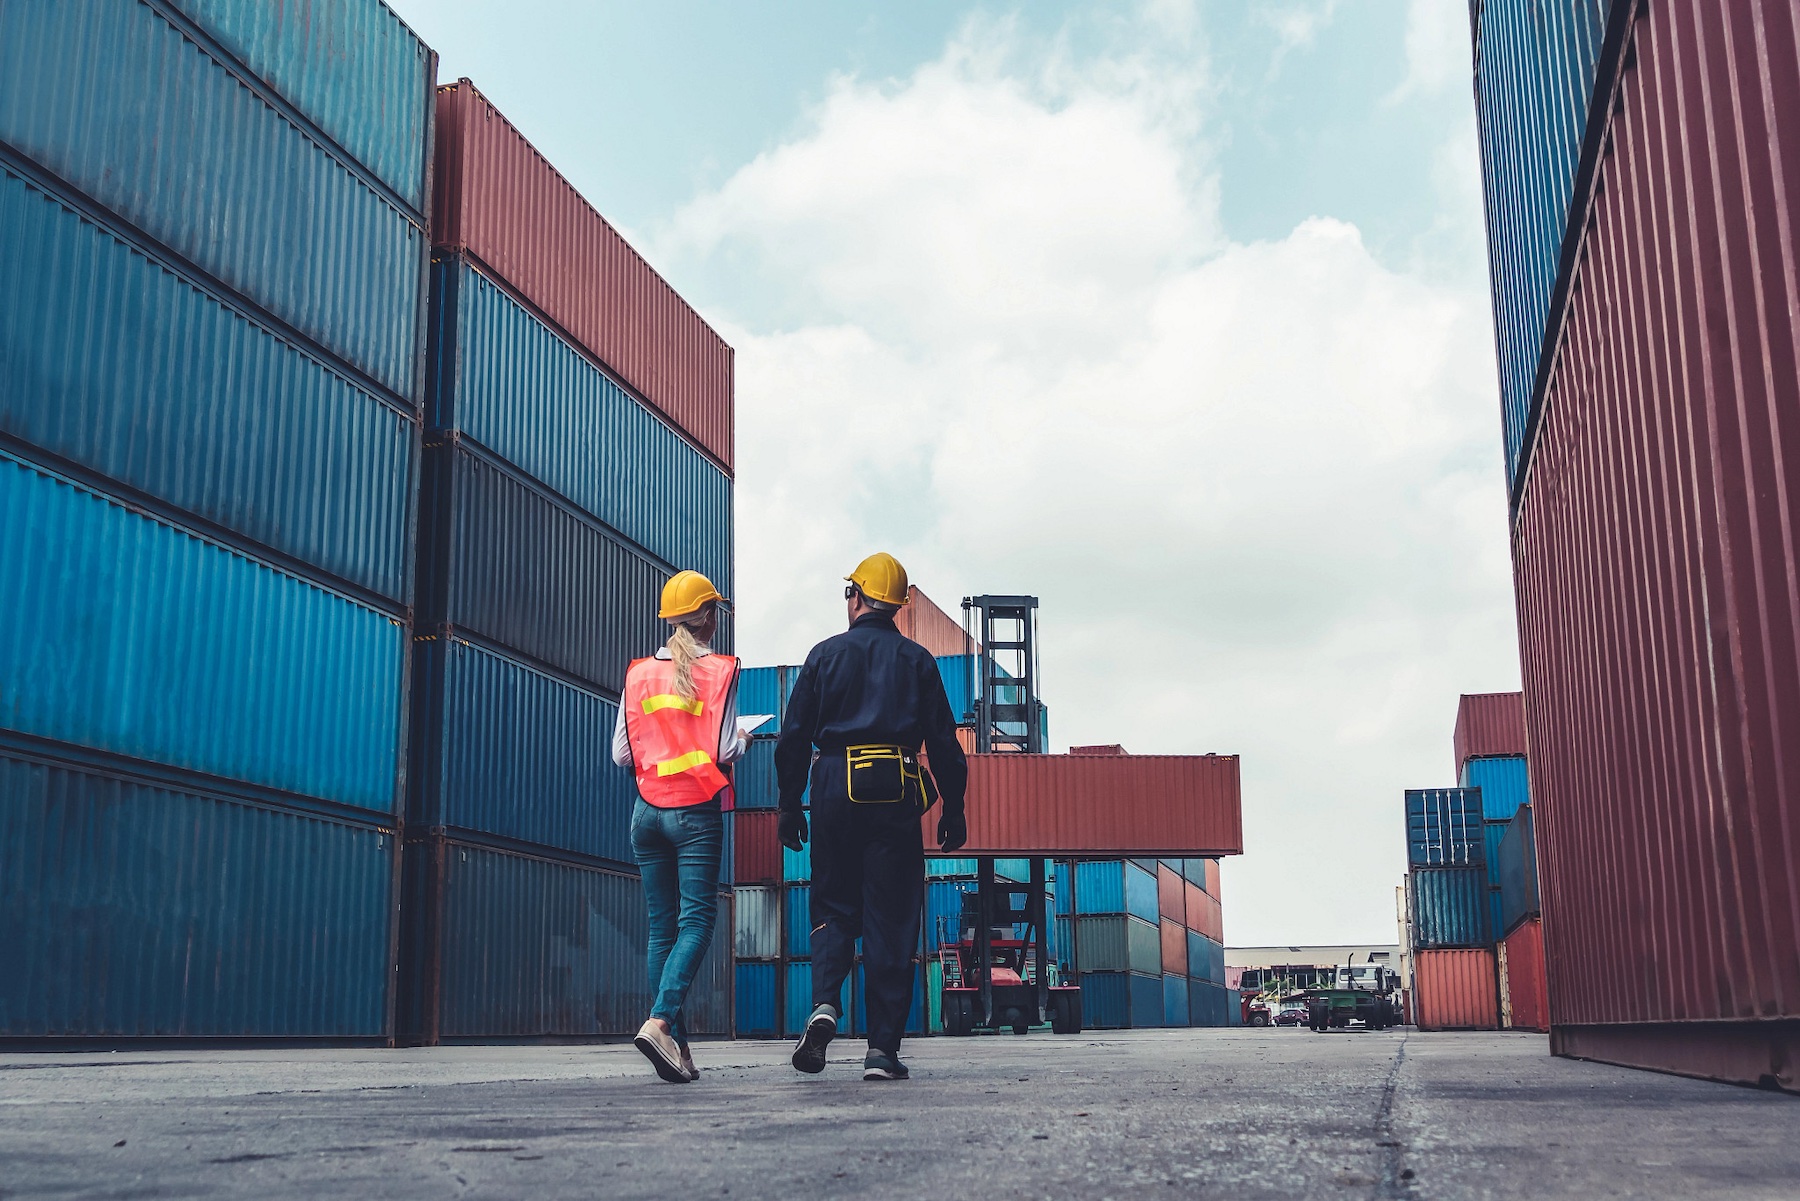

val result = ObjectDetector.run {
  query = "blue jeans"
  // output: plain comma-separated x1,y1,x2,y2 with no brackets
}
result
631,798,722,1045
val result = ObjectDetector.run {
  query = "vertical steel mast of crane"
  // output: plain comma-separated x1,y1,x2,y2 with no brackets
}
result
962,595,1044,755
960,595,1049,1029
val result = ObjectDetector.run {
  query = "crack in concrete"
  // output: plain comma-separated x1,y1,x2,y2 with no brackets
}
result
1374,1033,1412,1197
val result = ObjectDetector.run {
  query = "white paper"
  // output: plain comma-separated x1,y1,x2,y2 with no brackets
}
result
737,714,775,737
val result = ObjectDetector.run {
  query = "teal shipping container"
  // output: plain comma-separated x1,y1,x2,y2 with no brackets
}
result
1163,973,1190,1028
1409,867,1490,950
0,451,406,814
1078,971,1163,1030
0,0,432,400
0,159,417,604
1073,860,1159,924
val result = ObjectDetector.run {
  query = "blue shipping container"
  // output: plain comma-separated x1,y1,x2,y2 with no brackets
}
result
403,839,736,1039
1461,755,1530,822
1472,0,1613,486
419,440,670,693
1077,971,1164,1030
0,160,417,602
1186,930,1225,985
785,885,811,959
927,858,979,878
0,1,426,400
1073,860,1159,924
924,880,975,952
1499,805,1540,937
1,749,394,1037
166,0,434,211
737,672,781,730
1226,987,1243,1027
427,256,732,591
1406,788,1486,867
1190,980,1230,1027
1163,973,1190,1028
782,960,867,1037
410,634,635,866
1410,867,1490,950
735,962,778,1038
0,450,405,812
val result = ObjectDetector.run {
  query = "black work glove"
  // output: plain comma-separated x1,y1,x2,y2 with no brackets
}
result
936,808,967,853
779,808,808,852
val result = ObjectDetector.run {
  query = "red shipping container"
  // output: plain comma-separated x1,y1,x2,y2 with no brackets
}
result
1201,892,1224,944
1156,863,1184,923
1452,692,1526,773
1203,858,1221,898
1509,0,1800,1090
894,587,973,658
432,81,734,471
733,811,781,885
1160,919,1185,976
1414,949,1499,1031
1182,879,1206,933
926,754,1241,856
1502,918,1549,1033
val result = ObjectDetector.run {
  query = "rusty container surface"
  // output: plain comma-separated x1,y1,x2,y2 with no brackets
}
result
1182,879,1206,933
1156,863,1185,923
1160,918,1185,976
1414,949,1500,1031
1452,692,1527,773
895,587,973,658
929,754,1242,857
732,811,781,886
432,81,732,471
1508,0,1800,1091
1503,917,1550,1033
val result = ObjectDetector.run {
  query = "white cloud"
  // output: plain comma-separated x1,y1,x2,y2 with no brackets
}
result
1389,0,1470,102
656,11,1517,946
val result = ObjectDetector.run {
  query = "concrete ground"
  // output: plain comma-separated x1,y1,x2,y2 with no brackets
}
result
1,1029,1796,1199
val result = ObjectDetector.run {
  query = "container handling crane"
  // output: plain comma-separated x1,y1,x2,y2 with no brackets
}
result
938,595,1082,1036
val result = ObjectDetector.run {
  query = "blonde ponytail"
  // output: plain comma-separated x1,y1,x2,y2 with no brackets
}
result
667,618,706,702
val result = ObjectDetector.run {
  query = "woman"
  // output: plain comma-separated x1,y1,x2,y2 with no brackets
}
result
613,570,745,1082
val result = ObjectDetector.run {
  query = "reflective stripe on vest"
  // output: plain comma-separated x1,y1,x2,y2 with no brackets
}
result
623,653,739,808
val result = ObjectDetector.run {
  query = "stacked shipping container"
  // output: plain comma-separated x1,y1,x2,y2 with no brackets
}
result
1472,0,1800,1087
0,0,435,1039
1070,857,1228,1029
400,81,733,1043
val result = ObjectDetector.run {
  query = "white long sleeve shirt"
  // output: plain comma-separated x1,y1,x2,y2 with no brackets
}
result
611,646,746,769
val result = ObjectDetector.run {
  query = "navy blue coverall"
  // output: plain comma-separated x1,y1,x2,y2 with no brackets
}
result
775,612,969,1054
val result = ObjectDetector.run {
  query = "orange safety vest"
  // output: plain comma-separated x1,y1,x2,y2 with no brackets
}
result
622,653,740,808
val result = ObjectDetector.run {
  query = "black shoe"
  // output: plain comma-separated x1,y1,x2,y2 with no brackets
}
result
791,1004,837,1074
863,1049,909,1081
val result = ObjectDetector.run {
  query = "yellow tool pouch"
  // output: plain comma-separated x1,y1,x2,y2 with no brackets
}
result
846,744,921,805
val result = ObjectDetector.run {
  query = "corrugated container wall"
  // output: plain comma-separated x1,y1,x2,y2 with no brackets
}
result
1,750,396,1039
934,755,1242,857
432,82,733,471
1470,0,1613,486
895,587,974,658
1452,692,1527,772
1502,917,1550,1033
735,962,778,1038
1410,868,1490,949
1498,805,1540,936
0,1,430,400
1405,789,1486,867
1460,755,1530,822
1414,949,1500,1031
0,158,417,603
1508,0,1800,1090
0,452,407,815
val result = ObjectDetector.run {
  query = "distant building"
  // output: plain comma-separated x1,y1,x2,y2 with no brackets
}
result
1226,945,1401,994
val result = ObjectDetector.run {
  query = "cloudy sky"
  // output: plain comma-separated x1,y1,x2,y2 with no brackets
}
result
407,0,1521,947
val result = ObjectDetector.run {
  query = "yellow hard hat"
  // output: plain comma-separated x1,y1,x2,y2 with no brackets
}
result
844,552,910,608
660,570,726,620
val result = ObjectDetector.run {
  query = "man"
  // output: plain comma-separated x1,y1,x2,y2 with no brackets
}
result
775,552,969,1081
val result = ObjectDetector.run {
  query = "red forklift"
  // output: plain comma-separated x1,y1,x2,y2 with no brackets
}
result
937,856,1083,1035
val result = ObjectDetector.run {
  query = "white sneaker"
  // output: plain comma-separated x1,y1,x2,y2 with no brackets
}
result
634,1020,690,1083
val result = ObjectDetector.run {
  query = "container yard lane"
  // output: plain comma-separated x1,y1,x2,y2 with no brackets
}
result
4,1029,1797,1199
